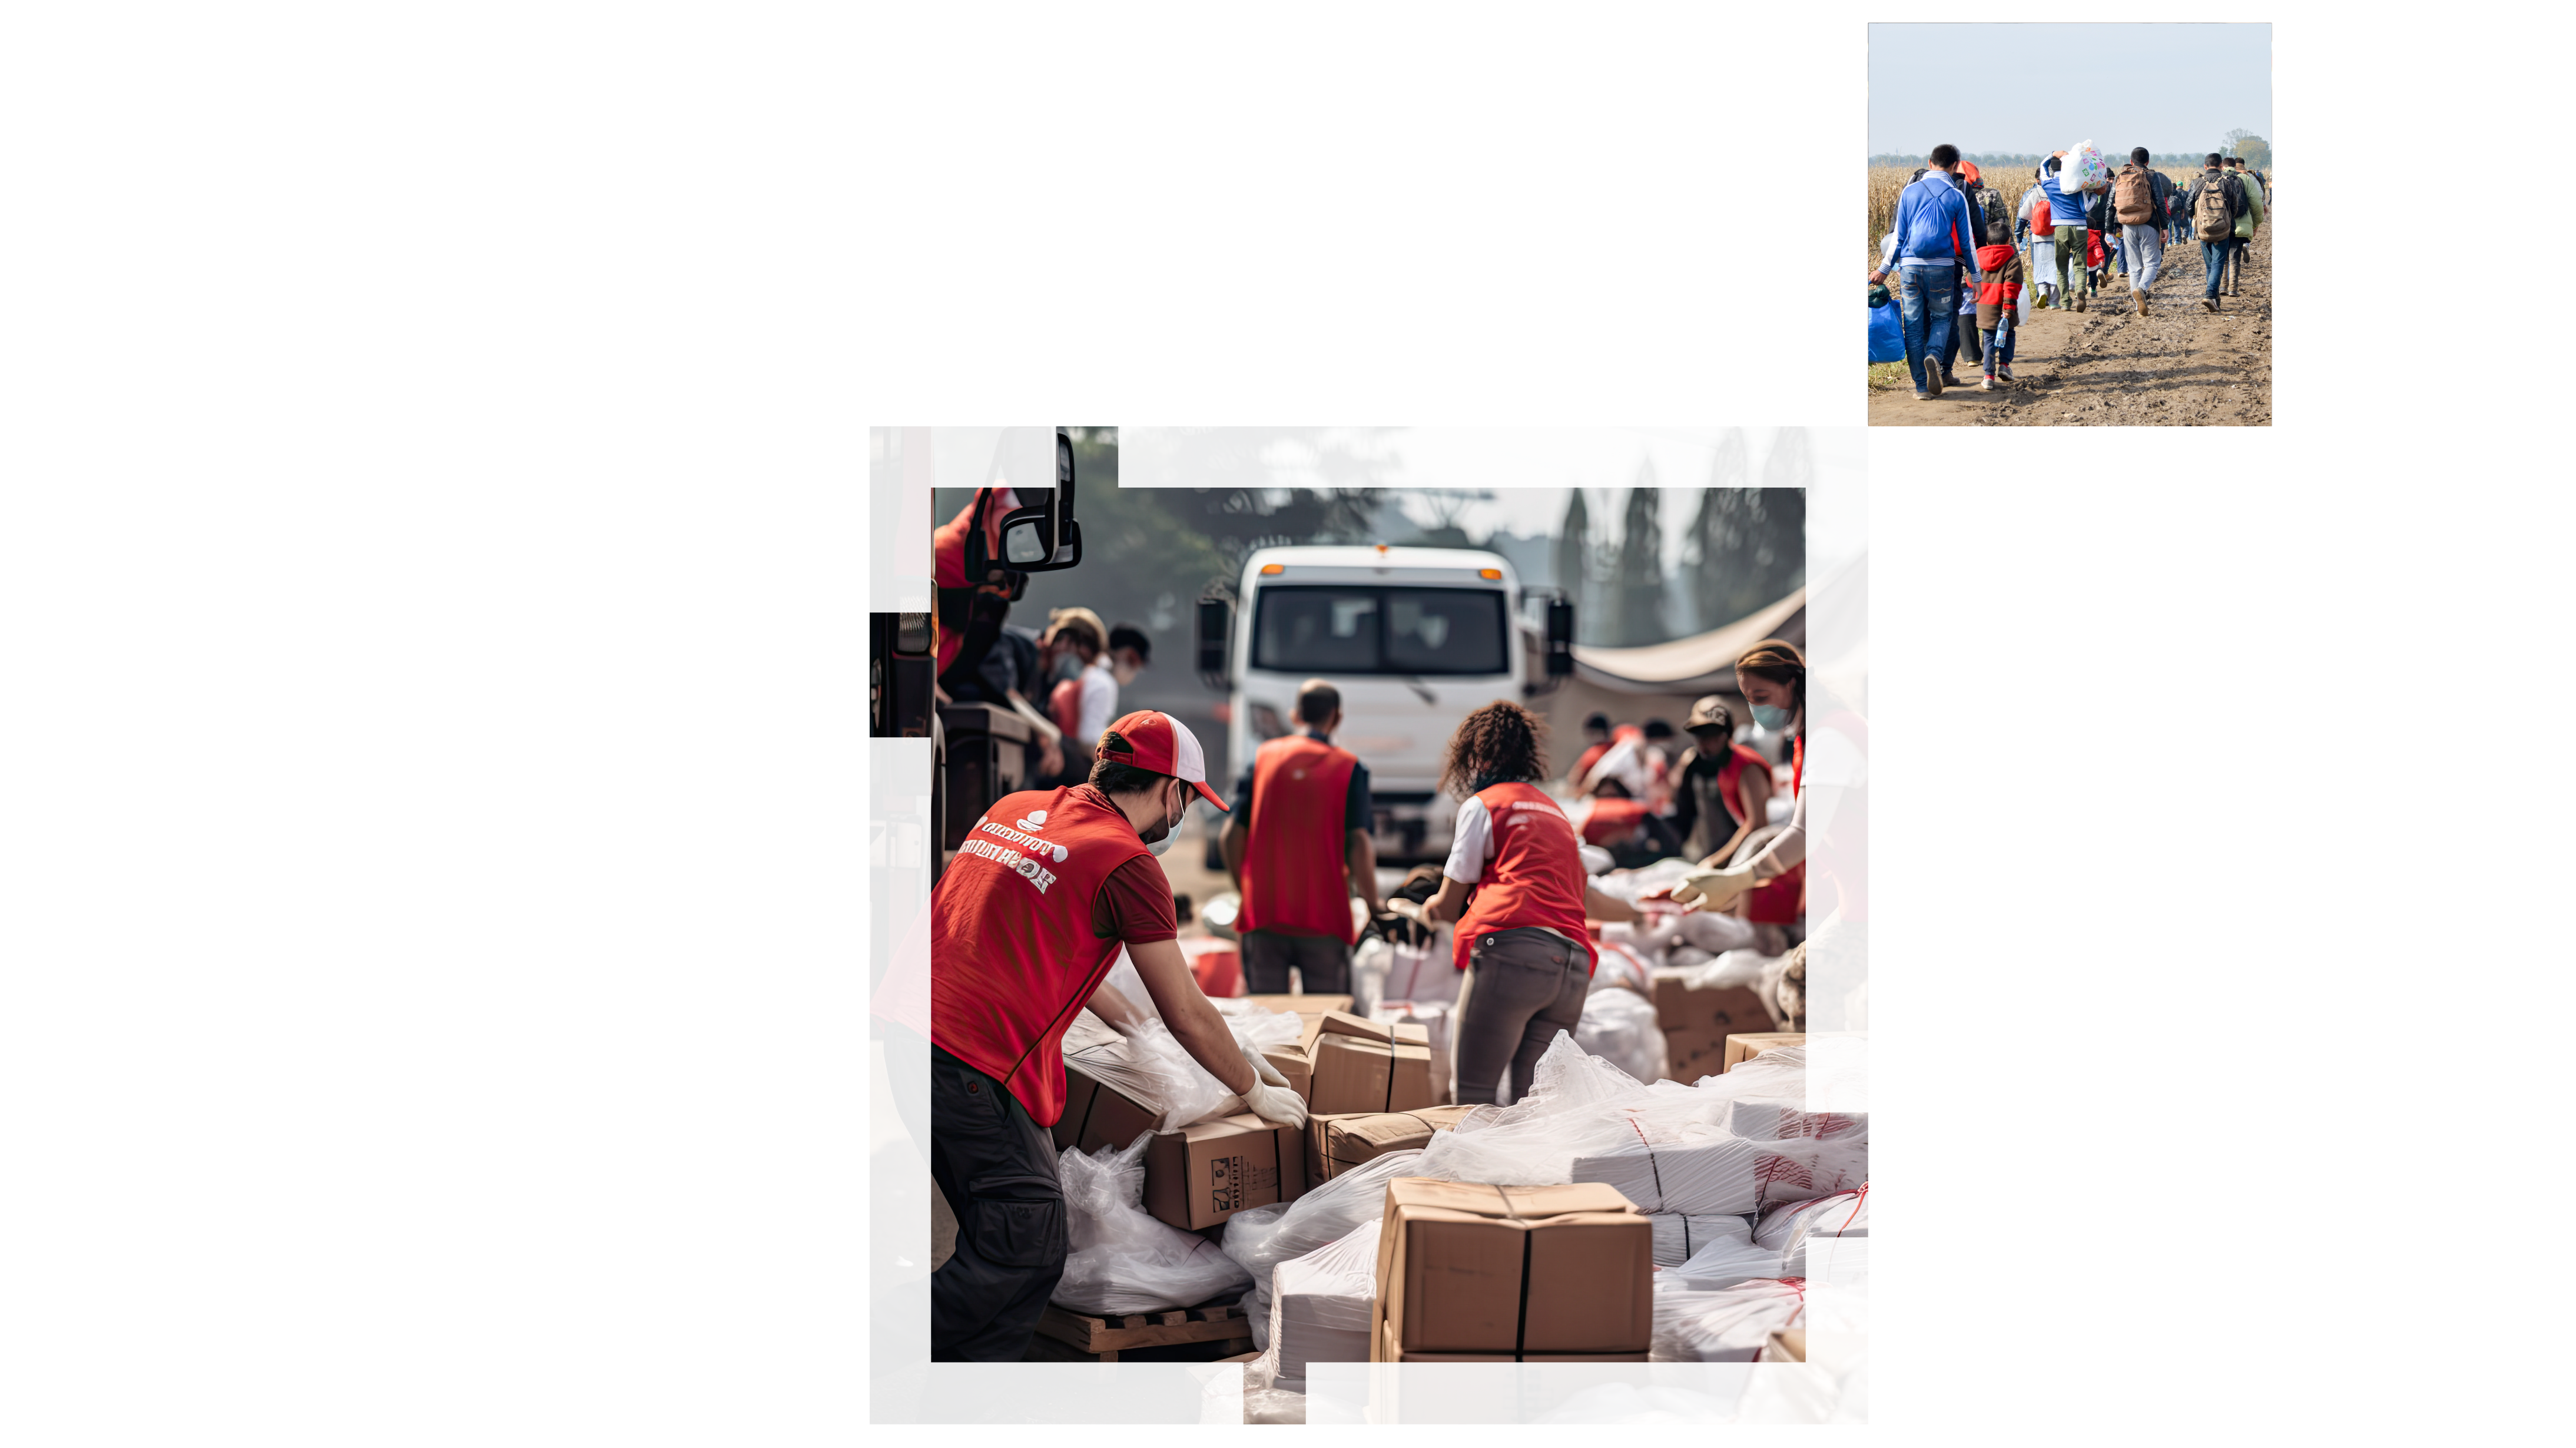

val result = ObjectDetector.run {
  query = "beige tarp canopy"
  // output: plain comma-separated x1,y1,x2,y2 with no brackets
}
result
1568,588,1806,695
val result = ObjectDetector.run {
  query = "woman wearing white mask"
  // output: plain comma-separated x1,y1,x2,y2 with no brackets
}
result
926,708,1304,1361
1667,640,1849,916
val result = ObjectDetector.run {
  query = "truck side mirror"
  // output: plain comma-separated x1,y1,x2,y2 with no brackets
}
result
1544,597,1576,678
1196,595,1232,691
969,429,1085,576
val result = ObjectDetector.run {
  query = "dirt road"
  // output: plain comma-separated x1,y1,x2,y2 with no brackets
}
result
1869,226,2270,426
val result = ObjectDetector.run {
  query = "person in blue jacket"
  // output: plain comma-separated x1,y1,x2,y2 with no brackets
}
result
2037,153,2093,312
1865,144,1978,401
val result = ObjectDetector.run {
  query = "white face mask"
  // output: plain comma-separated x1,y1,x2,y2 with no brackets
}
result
1143,784,1185,856
1112,658,1142,687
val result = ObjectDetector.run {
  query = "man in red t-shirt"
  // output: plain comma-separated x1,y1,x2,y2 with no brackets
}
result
927,710,1307,1361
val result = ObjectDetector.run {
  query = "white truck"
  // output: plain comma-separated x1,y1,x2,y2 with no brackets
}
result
1193,544,1573,864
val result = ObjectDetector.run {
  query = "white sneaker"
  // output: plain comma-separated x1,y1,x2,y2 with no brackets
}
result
1978,377,1998,392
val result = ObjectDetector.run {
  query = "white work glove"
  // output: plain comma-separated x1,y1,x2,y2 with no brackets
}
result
1670,863,1761,912
1238,1042,1308,1129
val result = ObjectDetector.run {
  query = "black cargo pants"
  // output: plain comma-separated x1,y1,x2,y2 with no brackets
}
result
929,1046,1068,1361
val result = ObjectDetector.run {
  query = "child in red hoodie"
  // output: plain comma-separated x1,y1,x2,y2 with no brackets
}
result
1974,218,2024,390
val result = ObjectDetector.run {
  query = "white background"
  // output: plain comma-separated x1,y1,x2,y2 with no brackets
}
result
4,3,2563,1444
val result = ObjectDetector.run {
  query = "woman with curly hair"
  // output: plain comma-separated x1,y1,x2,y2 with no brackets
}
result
1409,701,1640,1104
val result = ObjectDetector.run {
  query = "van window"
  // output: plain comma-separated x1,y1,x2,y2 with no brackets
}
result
1251,585,1507,675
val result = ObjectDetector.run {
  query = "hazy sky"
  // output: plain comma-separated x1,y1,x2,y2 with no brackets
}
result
1870,23,2270,157
1122,427,1860,568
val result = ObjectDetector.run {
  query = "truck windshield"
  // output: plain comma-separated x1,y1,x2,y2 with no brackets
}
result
1251,585,1508,675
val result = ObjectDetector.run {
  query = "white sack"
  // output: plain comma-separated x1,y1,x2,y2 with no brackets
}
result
1647,1211,1754,1269
1053,1134,1254,1316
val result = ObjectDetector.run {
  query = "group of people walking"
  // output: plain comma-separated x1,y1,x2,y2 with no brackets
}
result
1870,143,2269,402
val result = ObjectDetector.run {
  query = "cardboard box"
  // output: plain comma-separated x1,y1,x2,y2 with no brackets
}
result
1376,1320,1648,1364
1652,975,1782,1081
1263,1042,1314,1103
1141,1112,1307,1231
1306,1012,1435,1116
1722,1033,1805,1073
1052,1056,1162,1154
1306,1104,1478,1184
1759,1329,1808,1364
1371,1178,1653,1357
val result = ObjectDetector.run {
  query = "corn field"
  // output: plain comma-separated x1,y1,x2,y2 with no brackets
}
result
1866,164,2219,260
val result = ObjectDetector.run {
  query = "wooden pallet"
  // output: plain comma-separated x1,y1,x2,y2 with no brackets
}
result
1029,1301,1254,1361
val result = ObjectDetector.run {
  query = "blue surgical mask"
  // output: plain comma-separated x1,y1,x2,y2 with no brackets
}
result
1751,704,1793,731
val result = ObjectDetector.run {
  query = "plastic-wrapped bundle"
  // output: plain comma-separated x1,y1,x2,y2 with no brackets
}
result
1651,1277,1808,1362
1063,1016,1242,1131
1377,936,1453,1006
1662,1226,1786,1291
1573,984,1669,1086
1261,1219,1381,1391
1599,914,1685,962
1210,998,1307,1053
1053,1134,1254,1316
1670,946,1776,992
1586,940,1655,999
1411,1033,1655,1185
1221,1148,1424,1349
2066,140,2110,190
1673,911,1759,955
1572,1129,1777,1214
1590,859,1698,904
1755,1187,1868,1277
1647,1211,1753,1268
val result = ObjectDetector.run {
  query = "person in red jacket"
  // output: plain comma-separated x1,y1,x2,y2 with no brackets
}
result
927,710,1307,1361
1413,703,1641,1105
1221,679,1383,995
1972,217,2024,390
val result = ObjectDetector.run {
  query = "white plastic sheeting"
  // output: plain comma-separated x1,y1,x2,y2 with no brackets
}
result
1053,1134,1253,1316
1412,1037,1865,1212
1646,1211,1753,1269
1262,1219,1381,1393
1221,1149,1425,1350
1651,1277,1809,1362
1572,986,1668,1089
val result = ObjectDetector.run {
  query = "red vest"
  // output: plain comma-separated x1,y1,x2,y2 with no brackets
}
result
1713,744,1771,825
1453,781,1596,975
1236,734,1361,944
1745,737,1803,926
930,784,1151,1124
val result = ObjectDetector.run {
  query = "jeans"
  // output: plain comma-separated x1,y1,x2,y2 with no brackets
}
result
1241,928,1352,995
1896,261,1958,392
929,1046,1067,1361
1451,926,1591,1105
2053,224,2086,297
2122,224,2164,290
2202,241,2230,299
1981,310,2015,375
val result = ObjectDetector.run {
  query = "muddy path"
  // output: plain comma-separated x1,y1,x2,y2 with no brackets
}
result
1869,224,2270,427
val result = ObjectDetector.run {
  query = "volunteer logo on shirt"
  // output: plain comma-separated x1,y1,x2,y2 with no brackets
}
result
979,812,1071,864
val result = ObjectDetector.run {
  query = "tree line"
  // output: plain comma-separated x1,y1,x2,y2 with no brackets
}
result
1869,132,2270,170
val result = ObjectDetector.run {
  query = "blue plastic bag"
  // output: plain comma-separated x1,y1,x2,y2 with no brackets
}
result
1867,298,1903,363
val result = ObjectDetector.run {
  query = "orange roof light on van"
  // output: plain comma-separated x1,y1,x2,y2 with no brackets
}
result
1260,563,1284,575
1478,568,1501,579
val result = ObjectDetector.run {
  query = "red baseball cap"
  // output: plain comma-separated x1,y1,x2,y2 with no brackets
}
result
1098,710,1228,811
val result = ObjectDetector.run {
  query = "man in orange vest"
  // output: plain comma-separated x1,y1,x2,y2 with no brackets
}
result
928,710,1307,1360
1221,679,1384,996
